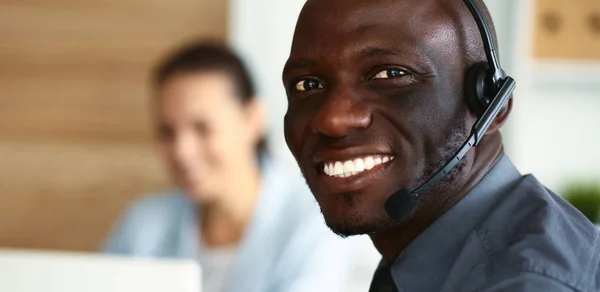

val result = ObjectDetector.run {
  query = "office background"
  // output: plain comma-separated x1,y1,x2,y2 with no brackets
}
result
0,0,598,252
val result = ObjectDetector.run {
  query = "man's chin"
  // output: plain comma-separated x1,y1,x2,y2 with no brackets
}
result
322,211,397,238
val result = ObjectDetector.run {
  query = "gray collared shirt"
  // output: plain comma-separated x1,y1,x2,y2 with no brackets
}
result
384,155,600,292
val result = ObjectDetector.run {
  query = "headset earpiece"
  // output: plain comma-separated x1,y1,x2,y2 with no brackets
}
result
465,62,493,117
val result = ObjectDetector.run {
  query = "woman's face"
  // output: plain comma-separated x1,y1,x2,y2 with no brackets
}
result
156,72,264,203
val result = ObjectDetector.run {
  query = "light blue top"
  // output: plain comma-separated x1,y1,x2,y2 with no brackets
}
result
103,160,378,292
382,155,600,291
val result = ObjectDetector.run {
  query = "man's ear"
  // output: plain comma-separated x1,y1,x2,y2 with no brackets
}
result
485,96,513,135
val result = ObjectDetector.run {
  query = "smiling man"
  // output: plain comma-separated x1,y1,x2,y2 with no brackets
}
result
282,0,600,291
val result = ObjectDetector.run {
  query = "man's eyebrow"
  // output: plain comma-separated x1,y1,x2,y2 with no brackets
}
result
359,45,406,59
356,44,432,72
282,59,319,78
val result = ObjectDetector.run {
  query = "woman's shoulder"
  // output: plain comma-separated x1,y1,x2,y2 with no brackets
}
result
260,161,335,241
102,189,193,255
261,160,318,218
127,190,190,216
111,189,195,236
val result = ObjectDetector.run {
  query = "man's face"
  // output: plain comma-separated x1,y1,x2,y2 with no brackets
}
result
283,0,475,236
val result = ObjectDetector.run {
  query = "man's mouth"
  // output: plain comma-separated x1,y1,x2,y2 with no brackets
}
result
321,155,395,178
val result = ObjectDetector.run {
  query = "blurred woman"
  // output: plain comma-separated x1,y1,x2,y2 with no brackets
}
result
103,41,377,292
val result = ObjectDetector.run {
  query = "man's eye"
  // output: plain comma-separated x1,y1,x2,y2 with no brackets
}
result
372,68,407,80
294,78,324,92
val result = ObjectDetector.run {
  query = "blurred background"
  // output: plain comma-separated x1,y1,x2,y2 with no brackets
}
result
0,0,598,252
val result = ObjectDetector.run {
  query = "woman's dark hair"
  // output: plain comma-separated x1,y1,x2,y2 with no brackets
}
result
153,40,268,158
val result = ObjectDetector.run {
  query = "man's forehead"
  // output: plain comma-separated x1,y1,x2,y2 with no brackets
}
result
287,0,461,66
296,0,446,33
291,0,459,54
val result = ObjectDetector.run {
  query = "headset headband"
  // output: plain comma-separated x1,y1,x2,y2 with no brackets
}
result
463,0,506,85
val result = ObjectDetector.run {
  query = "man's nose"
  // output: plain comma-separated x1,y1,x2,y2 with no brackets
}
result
311,86,372,137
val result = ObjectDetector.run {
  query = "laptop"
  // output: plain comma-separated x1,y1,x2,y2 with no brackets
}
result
0,249,202,292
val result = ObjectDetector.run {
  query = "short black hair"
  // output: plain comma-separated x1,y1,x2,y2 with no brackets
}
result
153,40,268,157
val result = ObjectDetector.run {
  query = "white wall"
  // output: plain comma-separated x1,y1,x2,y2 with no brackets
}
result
496,0,600,192
228,0,306,175
515,67,600,190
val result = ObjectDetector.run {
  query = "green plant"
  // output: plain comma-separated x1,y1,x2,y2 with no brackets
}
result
562,182,600,224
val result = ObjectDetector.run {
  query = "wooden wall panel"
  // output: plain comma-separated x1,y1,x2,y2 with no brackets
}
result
0,0,227,251
0,141,168,251
534,0,600,60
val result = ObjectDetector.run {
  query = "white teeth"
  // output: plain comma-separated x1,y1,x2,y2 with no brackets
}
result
343,160,354,173
365,156,374,170
322,155,395,178
334,162,343,175
354,158,365,172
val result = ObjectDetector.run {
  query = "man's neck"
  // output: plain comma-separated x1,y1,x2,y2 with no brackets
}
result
369,133,505,263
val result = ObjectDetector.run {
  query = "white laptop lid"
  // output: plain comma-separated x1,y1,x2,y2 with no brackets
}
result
0,249,201,292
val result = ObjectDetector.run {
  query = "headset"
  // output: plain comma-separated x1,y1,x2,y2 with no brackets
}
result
384,0,517,220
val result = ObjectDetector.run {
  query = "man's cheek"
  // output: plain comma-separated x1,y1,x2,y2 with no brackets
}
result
285,113,308,147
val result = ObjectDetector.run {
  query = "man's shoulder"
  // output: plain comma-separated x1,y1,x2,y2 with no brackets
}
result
480,174,600,256
475,174,600,291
